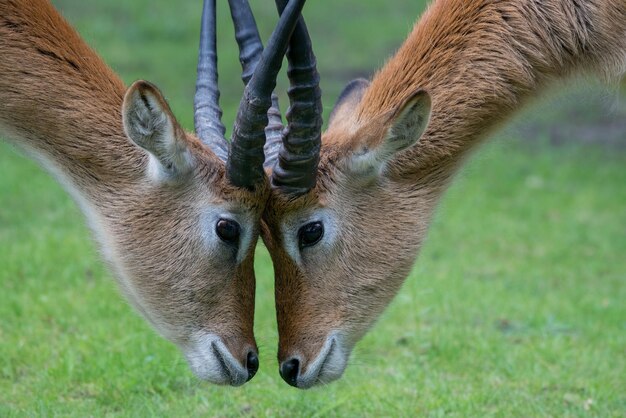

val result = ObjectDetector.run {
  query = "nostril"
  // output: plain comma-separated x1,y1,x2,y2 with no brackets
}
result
246,351,259,381
279,358,300,387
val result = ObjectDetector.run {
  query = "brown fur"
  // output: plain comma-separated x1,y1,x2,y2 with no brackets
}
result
262,0,626,385
0,0,268,379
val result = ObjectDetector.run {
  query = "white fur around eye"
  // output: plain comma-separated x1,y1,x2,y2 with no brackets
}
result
280,209,339,268
200,208,254,265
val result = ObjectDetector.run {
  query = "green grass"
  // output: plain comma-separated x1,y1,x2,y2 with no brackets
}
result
1,0,625,416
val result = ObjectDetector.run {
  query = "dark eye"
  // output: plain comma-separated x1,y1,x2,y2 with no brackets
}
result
298,222,324,248
216,218,240,245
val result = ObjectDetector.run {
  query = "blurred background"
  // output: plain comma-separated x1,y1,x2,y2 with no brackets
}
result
1,0,624,415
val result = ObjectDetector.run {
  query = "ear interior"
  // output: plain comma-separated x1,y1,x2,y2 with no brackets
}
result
348,89,432,176
122,80,193,178
386,90,432,154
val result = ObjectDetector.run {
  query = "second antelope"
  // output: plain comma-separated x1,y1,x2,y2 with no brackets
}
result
261,0,626,388
0,0,308,386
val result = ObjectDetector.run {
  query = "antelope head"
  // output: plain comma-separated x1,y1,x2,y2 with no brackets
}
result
118,0,306,386
261,1,433,388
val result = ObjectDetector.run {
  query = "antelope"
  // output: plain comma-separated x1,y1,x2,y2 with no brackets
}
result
0,0,310,386
260,0,626,388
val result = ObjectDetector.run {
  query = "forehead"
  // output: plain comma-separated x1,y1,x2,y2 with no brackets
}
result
263,187,323,220
263,147,347,220
194,157,270,214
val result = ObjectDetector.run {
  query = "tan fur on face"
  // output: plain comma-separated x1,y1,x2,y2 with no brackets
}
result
1,0,269,378
263,0,626,383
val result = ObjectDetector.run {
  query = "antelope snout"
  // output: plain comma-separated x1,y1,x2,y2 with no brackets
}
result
183,333,258,386
279,332,348,389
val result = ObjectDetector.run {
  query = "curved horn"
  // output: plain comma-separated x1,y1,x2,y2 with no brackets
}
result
227,0,262,85
264,93,284,168
227,0,284,169
269,0,322,195
226,0,307,188
194,0,229,161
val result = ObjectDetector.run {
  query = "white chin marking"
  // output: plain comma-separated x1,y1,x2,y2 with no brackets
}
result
297,332,349,389
183,333,248,386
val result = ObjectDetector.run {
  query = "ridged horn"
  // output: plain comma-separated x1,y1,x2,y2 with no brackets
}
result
226,0,307,188
194,0,229,161
269,0,322,195
227,0,284,169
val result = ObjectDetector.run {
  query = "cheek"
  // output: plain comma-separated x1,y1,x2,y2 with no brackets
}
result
316,232,420,323
349,264,413,310
113,215,221,310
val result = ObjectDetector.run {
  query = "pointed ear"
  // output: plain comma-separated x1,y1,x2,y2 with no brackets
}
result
348,89,431,177
122,80,194,179
328,78,370,129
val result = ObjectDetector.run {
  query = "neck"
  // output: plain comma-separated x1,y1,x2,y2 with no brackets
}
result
0,0,143,196
359,0,626,180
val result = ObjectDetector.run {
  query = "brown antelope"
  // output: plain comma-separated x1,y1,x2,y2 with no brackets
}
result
260,0,626,388
0,0,310,386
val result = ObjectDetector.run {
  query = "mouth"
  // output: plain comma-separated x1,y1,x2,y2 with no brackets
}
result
210,341,247,386
184,333,251,386
280,332,349,389
317,338,336,378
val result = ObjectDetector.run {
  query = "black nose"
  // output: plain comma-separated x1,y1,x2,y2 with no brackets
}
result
246,351,259,381
279,358,300,387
